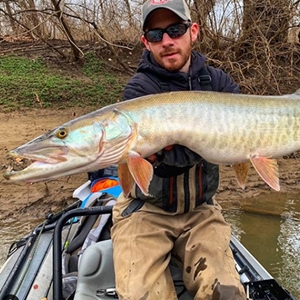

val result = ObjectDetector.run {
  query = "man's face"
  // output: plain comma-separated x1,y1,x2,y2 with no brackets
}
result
142,9,199,73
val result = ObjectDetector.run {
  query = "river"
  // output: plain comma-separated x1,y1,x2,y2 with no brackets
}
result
224,193,300,299
0,195,299,299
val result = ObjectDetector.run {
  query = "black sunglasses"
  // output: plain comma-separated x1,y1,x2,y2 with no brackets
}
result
144,22,192,43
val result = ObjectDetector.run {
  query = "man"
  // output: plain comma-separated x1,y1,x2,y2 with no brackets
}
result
111,0,247,299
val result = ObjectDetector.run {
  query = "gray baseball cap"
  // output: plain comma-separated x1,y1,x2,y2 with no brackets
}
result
142,0,192,30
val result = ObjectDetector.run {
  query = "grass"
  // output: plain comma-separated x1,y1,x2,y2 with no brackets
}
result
0,54,129,111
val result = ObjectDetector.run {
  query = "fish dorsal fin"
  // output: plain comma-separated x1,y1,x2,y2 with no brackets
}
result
250,156,280,191
127,152,153,196
232,162,249,189
118,164,135,197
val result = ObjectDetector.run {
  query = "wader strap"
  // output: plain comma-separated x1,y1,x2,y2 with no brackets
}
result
198,67,212,91
121,198,145,217
144,72,171,92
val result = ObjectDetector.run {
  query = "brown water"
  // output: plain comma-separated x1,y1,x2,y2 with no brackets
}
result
0,218,43,265
0,195,299,299
224,193,300,299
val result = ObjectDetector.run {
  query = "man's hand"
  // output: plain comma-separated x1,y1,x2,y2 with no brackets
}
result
146,145,202,178
147,145,174,163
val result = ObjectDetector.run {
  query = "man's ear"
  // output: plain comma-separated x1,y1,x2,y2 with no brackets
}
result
141,35,151,51
190,23,199,42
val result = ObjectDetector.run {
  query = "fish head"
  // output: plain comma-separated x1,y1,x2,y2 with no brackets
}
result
3,109,135,182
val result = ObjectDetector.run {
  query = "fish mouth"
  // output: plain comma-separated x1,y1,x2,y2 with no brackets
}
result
3,146,69,181
10,145,69,163
3,161,50,180
3,144,113,182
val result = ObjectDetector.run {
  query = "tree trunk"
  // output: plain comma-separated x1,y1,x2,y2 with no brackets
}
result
26,0,43,37
3,0,18,34
51,0,81,61
123,0,134,27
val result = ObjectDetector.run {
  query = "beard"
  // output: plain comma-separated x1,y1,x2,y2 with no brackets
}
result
153,43,192,72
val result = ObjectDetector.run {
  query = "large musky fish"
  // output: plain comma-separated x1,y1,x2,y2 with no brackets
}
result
3,90,300,196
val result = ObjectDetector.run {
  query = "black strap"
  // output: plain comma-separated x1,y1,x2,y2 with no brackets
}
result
121,198,145,217
144,72,171,92
198,67,212,91
144,66,213,92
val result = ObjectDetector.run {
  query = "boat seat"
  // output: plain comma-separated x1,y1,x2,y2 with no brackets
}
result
74,239,193,300
74,239,115,300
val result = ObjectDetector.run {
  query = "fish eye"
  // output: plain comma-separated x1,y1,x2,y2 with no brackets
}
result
56,128,68,139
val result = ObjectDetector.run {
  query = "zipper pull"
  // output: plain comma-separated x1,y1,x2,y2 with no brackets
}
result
188,76,192,90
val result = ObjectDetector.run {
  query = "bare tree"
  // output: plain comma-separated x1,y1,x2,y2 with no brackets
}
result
123,0,134,27
192,0,216,44
1,0,17,34
0,0,300,94
24,0,42,37
240,0,292,46
233,0,294,93
50,0,81,60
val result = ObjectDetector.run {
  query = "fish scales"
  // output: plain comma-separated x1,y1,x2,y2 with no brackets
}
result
117,91,300,164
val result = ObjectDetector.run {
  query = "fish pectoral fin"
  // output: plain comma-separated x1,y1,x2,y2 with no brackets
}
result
118,164,135,198
232,162,249,189
250,156,280,191
127,154,153,196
